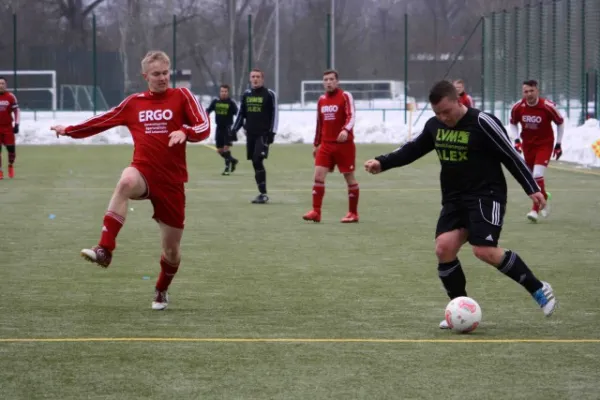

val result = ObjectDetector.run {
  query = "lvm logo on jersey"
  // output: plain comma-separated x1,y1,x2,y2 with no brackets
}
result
246,96,263,113
138,109,174,123
435,128,470,162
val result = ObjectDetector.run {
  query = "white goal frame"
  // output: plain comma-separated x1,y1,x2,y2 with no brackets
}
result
0,70,57,111
301,79,409,107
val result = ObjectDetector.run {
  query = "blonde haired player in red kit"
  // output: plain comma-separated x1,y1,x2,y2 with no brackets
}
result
51,51,210,310
510,80,564,223
303,69,359,223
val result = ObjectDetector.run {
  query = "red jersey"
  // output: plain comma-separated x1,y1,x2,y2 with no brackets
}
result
458,92,474,108
510,97,564,145
65,87,210,183
314,88,355,146
0,91,19,131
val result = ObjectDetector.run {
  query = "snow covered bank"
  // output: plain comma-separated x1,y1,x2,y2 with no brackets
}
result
15,111,600,168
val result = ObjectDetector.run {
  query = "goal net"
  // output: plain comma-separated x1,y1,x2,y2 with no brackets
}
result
60,85,109,111
300,79,415,108
0,70,57,110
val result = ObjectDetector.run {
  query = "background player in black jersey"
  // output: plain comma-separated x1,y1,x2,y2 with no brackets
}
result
364,80,557,328
232,68,278,204
206,84,239,175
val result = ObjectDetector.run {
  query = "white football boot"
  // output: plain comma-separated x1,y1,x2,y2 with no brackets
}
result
527,210,539,223
439,319,450,329
152,289,169,310
540,192,552,218
532,281,557,316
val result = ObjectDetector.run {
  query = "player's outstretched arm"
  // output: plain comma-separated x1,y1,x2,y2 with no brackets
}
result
52,95,134,139
478,112,539,196
179,88,210,143
366,126,435,174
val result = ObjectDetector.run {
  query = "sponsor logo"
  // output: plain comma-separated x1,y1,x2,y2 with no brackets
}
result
321,105,339,113
138,109,173,122
522,115,542,123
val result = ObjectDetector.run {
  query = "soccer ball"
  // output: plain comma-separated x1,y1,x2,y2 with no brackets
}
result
444,296,482,333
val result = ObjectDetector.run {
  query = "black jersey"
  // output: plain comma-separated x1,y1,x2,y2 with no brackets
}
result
206,98,238,128
375,108,539,204
232,86,278,137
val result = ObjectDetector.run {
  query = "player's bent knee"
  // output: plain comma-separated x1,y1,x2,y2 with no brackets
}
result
117,167,147,198
314,166,329,181
162,245,181,264
343,172,357,185
435,238,460,261
472,246,496,264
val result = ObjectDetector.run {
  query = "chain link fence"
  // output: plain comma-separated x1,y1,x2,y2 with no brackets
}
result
483,0,600,125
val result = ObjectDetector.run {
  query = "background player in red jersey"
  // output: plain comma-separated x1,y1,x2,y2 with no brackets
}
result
0,77,20,179
510,79,564,223
303,69,359,223
453,79,474,108
51,51,210,310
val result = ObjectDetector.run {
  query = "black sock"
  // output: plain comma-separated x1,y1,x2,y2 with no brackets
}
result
255,169,266,194
438,259,467,299
223,151,232,167
496,250,543,294
225,151,237,163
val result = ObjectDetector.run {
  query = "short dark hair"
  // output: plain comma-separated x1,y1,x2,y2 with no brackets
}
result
523,79,538,87
323,69,339,79
0,76,6,82
250,68,264,77
429,80,458,105
220,84,230,91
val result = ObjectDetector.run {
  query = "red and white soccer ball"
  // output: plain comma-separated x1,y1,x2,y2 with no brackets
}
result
444,296,482,333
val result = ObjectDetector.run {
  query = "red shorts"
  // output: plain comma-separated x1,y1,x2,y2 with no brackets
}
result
522,142,553,169
315,141,356,173
134,166,186,229
0,131,15,146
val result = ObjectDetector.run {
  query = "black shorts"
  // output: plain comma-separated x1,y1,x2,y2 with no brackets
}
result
215,126,232,148
246,135,269,161
435,197,506,247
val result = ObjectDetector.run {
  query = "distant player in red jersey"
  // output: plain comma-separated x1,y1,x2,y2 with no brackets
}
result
303,69,359,223
510,79,564,223
51,51,210,310
0,76,20,179
453,79,474,108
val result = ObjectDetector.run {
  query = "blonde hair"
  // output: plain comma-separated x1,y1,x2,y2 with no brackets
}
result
141,51,171,73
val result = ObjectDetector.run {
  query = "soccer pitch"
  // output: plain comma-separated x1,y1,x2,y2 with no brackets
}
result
1,144,599,399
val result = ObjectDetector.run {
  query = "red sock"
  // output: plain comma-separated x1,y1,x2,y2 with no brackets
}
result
312,180,325,212
348,183,359,213
533,177,546,212
98,211,125,252
156,255,180,292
